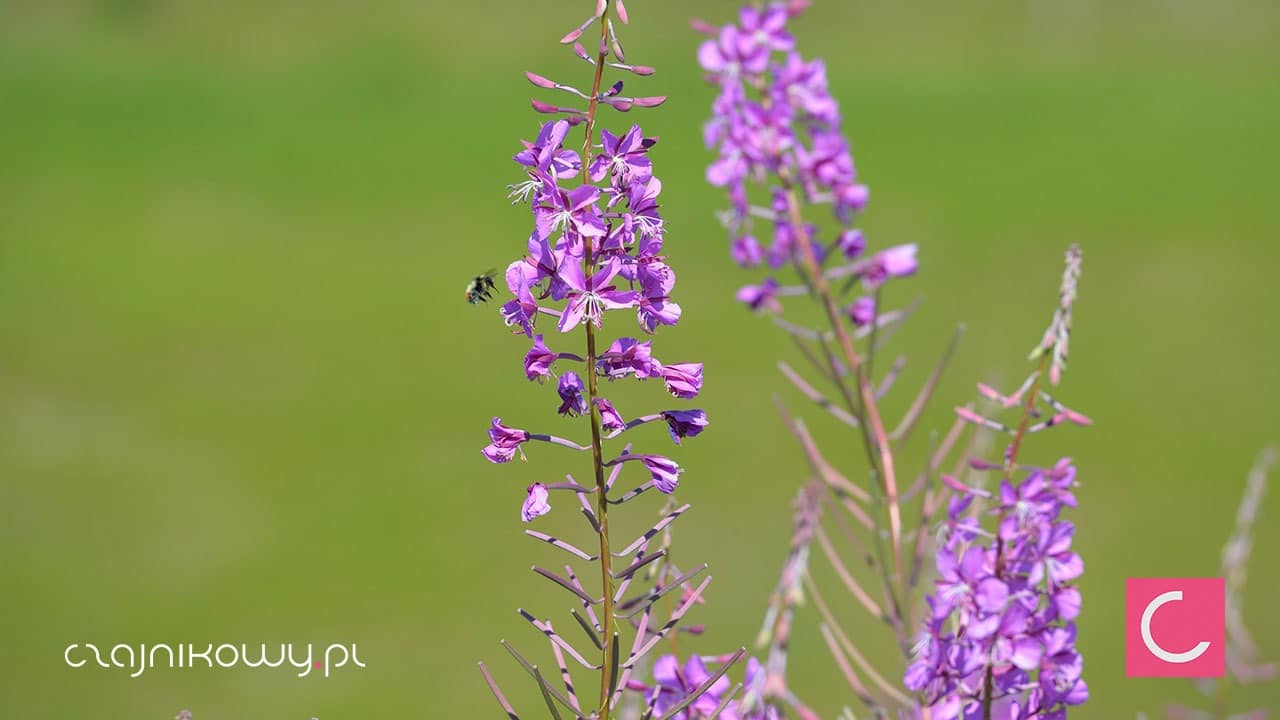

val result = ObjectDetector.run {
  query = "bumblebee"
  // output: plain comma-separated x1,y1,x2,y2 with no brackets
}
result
465,269,498,304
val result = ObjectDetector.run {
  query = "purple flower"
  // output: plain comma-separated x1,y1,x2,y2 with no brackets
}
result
597,337,663,379
557,256,639,333
482,417,530,464
908,459,1086,715
662,409,708,444
661,362,703,399
645,654,731,718
636,257,675,298
627,652,783,720
595,397,626,432
624,176,665,239
637,297,683,334
589,125,656,186
795,130,855,190
556,371,588,416
698,24,769,78
736,5,794,55
846,295,875,327
524,334,556,380
737,278,781,313
641,455,683,493
772,52,838,126
835,228,866,259
698,3,927,338
731,235,763,267
535,173,608,240
521,483,551,522
514,119,581,179
834,182,870,219
864,243,918,287
501,261,541,336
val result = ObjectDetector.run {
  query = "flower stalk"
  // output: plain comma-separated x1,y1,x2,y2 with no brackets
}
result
579,7,618,714
697,4,1090,717
478,3,744,718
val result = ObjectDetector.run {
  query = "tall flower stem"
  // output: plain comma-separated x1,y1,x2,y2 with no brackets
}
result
580,6,616,716
779,178,908,649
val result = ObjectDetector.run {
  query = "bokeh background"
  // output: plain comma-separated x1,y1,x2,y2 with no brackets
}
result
3,0,1279,717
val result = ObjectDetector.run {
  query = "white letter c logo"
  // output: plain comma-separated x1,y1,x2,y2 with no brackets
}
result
1141,590,1211,663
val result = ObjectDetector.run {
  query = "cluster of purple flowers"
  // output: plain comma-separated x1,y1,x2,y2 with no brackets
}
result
696,2,917,315
482,27,706,524
905,458,1088,719
626,653,779,720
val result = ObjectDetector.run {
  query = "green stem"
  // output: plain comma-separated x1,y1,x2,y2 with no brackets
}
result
580,6,616,718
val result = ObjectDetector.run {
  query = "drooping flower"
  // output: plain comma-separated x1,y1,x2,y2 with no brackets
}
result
642,455,683,493
521,483,551,522
524,334,557,380
661,362,703,399
595,397,626,432
662,409,709,444
557,371,588,416
482,417,531,464
501,263,540,337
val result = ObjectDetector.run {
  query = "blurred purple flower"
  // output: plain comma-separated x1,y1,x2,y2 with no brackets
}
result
731,235,764,267
864,243,918,287
737,278,781,313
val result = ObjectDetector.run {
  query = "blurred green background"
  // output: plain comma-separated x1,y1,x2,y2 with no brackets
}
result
2,0,1278,717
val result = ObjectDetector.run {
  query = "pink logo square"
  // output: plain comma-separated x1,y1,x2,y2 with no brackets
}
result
1125,577,1225,677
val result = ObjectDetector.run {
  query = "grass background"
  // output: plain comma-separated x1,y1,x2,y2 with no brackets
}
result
2,0,1278,717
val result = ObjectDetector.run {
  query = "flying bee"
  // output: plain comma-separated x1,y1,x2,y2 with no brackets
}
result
465,269,498,304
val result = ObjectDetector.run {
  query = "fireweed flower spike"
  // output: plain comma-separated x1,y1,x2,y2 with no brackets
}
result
696,2,934,715
697,6,1090,717
906,246,1090,718
477,4,741,719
